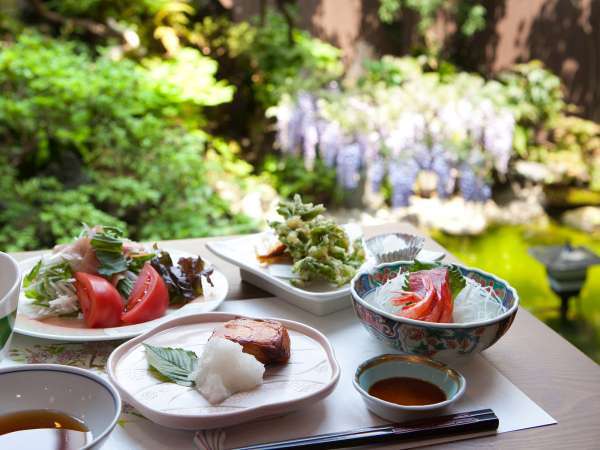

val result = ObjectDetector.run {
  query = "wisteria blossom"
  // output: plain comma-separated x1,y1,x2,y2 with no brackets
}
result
271,71,515,206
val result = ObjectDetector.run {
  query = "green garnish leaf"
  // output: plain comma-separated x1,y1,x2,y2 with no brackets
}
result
128,253,155,273
24,260,74,305
446,265,467,299
116,276,134,299
90,227,128,276
23,260,42,288
143,343,198,387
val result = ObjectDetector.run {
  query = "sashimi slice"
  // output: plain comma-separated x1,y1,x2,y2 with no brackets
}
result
439,283,453,322
421,293,443,322
396,277,436,320
409,268,454,323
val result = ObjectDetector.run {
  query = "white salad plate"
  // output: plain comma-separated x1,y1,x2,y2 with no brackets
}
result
107,312,340,430
15,249,229,342
206,225,363,316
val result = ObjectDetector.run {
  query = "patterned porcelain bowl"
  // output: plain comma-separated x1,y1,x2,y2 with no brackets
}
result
350,262,519,360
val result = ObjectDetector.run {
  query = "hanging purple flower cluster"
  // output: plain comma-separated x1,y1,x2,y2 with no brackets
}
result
273,79,515,206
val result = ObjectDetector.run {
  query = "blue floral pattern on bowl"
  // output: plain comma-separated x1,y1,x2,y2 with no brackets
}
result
350,262,519,359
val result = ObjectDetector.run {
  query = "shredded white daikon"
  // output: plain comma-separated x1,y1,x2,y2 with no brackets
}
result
369,272,409,315
453,278,505,323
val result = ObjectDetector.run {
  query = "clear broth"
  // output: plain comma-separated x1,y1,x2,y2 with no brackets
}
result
0,409,92,450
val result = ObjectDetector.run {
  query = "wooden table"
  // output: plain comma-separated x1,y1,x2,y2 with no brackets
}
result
11,223,600,449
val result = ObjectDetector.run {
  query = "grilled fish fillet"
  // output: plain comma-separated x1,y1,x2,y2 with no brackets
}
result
212,318,291,364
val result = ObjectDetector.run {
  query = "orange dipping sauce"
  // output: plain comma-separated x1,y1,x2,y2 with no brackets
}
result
368,377,446,406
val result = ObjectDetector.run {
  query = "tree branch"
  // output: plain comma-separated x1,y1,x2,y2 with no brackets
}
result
275,0,295,45
28,0,122,39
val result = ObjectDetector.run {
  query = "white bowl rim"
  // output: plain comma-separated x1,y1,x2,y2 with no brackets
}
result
0,363,122,449
350,260,520,329
352,354,466,411
0,252,21,304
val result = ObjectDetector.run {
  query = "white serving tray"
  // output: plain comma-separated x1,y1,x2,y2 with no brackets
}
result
206,228,362,316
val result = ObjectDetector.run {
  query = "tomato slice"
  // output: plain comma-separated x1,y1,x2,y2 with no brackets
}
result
74,272,123,328
121,263,169,325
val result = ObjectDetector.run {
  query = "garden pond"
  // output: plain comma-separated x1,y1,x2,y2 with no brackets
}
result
433,222,600,363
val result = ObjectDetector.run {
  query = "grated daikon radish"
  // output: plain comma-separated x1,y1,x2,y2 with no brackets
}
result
194,337,264,404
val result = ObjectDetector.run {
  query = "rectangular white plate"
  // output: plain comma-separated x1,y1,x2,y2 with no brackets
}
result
206,229,362,316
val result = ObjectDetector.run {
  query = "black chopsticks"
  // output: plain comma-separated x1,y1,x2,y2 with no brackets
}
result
233,409,498,450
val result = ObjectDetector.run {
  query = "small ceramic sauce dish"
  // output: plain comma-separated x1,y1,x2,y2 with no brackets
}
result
353,354,466,422
0,364,122,449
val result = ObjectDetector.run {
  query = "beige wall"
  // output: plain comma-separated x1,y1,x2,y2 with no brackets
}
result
489,0,598,120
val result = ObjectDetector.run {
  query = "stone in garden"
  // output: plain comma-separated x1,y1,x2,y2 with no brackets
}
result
562,207,600,233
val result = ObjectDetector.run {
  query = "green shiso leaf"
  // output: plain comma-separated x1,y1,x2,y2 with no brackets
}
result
446,265,467,299
90,227,128,276
143,343,198,387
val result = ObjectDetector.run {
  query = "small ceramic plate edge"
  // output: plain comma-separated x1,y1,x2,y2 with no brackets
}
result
106,311,341,430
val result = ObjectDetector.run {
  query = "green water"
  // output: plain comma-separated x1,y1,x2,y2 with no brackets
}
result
432,222,600,363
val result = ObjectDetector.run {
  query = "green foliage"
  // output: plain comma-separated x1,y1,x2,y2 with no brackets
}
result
528,115,600,187
495,61,599,187
378,0,487,48
192,11,343,108
0,32,253,251
359,54,457,87
143,47,234,106
0,174,126,251
262,155,343,206
46,0,196,54
498,61,565,126
249,12,342,107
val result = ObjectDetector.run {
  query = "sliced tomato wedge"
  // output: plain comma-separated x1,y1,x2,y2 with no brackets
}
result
74,272,123,328
121,263,169,325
